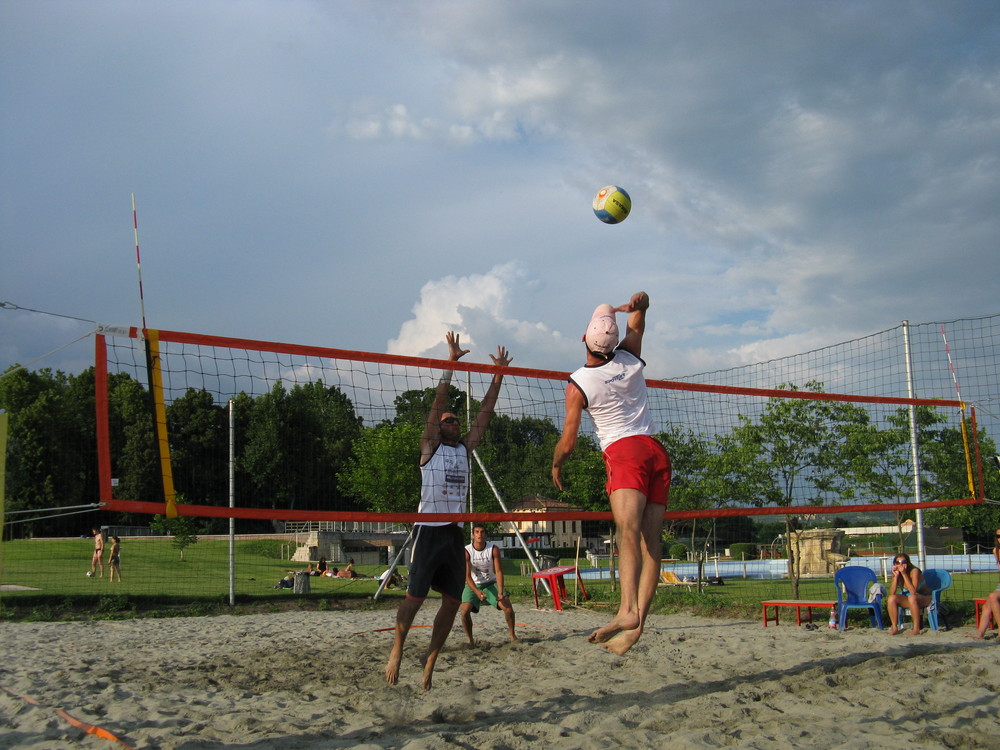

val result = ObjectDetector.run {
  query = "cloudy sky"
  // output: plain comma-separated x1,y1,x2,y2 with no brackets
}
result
2,1,998,383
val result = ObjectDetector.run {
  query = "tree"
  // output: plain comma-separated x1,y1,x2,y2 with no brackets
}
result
842,405,947,550
108,372,161,507
239,380,362,516
549,432,608,512
477,414,563,508
338,421,422,513
717,382,865,598
924,423,1000,537
657,425,715,583
167,388,229,507
0,366,97,537
151,512,199,560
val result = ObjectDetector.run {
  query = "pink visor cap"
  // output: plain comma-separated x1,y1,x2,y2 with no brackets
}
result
585,304,619,354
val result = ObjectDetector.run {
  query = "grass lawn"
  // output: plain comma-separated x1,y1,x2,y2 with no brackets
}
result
0,538,989,625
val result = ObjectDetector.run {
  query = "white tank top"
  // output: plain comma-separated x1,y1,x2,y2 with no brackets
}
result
569,349,654,452
466,542,496,585
417,442,468,526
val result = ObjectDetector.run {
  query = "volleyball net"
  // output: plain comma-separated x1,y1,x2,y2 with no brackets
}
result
93,318,993,527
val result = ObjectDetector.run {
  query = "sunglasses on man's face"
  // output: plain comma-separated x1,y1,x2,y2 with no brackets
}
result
440,417,460,424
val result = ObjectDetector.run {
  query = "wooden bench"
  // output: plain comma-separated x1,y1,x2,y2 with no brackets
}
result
762,600,837,628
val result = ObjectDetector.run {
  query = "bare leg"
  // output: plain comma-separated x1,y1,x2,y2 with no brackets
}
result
986,593,1000,638
967,592,1000,639
589,489,646,644
887,595,902,635
602,500,666,656
91,552,105,578
905,596,922,635
421,597,460,690
385,596,422,685
500,598,517,642
459,602,475,645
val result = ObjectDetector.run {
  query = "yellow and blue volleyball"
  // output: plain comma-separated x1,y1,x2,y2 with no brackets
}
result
592,185,631,224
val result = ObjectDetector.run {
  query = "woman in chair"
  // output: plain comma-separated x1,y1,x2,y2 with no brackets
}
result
887,553,932,635
966,527,1000,640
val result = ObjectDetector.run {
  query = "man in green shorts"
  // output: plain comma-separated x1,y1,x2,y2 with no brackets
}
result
460,523,517,645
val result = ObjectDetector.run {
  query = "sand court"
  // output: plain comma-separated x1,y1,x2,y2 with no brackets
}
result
1,607,998,749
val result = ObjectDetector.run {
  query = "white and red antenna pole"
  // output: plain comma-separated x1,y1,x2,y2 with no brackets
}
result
132,193,148,334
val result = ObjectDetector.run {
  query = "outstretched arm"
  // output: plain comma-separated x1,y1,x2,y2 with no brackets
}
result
420,331,468,463
464,345,512,454
551,383,585,491
616,291,649,358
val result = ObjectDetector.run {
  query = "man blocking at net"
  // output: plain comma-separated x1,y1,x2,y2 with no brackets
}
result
385,331,512,689
460,523,517,645
551,291,671,656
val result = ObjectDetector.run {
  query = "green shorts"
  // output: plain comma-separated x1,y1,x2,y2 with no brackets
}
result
461,581,506,613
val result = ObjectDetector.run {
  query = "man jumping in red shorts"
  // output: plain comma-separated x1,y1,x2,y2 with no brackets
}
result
551,291,671,655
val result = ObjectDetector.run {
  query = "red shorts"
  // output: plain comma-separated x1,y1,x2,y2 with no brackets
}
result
603,435,671,506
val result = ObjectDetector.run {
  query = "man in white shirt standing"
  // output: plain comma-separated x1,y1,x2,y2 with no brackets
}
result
460,523,517,645
551,291,671,656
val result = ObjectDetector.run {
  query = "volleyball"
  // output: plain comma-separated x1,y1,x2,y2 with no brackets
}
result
592,185,631,224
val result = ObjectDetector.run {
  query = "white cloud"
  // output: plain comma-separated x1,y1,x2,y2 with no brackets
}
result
386,262,569,365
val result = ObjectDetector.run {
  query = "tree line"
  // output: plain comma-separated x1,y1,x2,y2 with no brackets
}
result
2,367,997,550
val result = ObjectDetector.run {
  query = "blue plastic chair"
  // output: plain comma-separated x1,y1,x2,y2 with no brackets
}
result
894,568,952,631
835,566,884,631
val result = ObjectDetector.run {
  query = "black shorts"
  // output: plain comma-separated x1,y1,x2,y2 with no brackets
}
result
406,524,465,602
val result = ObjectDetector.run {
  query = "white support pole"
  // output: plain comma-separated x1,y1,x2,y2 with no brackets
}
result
902,321,927,569
228,399,235,607
373,526,416,601
466,371,473,526
472,449,544,574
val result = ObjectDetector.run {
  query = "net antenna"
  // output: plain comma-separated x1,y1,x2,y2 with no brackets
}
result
941,325,976,496
132,193,148,332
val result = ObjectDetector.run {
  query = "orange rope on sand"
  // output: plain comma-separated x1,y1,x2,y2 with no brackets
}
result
56,709,135,749
0,683,134,749
0,683,40,705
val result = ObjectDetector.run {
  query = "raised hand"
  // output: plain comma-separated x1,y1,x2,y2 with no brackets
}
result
446,331,470,361
617,291,649,313
490,345,512,368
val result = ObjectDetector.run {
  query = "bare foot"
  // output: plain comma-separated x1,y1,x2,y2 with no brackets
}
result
905,629,921,636
385,647,403,685
888,626,901,635
509,634,518,643
965,632,986,640
420,653,435,691
600,628,642,656
587,613,640,644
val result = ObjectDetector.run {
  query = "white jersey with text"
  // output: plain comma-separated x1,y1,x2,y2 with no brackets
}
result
465,542,496,586
417,442,468,527
569,349,654,452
